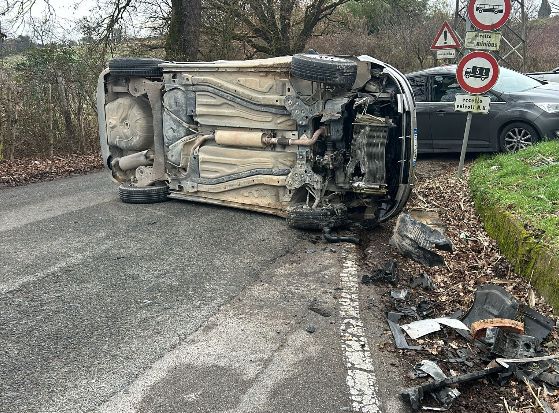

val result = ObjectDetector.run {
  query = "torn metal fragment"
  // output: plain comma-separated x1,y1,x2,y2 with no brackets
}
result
401,318,469,340
470,318,525,340
462,284,519,328
387,312,422,351
495,353,559,369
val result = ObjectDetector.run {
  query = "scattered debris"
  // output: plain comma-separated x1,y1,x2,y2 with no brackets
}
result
389,213,453,267
401,318,469,340
308,298,333,318
461,284,519,327
401,366,507,411
470,318,525,340
410,272,435,291
387,312,423,351
390,289,409,300
492,330,539,358
416,360,461,410
520,304,555,342
305,324,317,334
361,260,399,286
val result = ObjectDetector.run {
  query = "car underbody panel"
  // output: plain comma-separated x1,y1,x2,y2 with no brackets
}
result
98,54,417,228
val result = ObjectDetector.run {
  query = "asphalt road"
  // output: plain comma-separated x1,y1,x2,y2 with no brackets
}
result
0,172,407,413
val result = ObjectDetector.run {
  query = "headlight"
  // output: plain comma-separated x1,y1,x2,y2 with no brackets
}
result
535,102,559,113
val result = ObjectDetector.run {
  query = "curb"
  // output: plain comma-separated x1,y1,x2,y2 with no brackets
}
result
470,190,559,312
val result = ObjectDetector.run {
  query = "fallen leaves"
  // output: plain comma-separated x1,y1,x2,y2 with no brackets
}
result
0,153,103,187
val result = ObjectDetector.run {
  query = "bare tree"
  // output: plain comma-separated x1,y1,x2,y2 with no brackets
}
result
205,0,355,57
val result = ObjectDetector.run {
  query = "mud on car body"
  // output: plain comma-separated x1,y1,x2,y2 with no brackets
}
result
97,54,416,229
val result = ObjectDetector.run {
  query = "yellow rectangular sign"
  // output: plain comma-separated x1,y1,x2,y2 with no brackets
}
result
455,94,490,114
465,31,502,51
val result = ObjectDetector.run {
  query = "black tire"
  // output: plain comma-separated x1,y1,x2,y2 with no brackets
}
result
287,204,348,230
499,122,539,153
291,54,357,88
118,183,169,204
109,58,164,78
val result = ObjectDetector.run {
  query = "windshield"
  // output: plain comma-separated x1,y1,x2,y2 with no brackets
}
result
492,68,542,93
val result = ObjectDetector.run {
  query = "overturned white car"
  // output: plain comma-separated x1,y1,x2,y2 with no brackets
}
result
97,54,416,230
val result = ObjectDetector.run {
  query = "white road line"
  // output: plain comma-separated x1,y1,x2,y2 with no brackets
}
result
338,249,382,413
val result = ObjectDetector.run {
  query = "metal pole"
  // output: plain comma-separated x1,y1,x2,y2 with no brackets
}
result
457,112,472,178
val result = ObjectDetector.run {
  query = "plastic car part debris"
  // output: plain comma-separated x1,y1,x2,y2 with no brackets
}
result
461,284,519,328
470,318,525,340
538,371,559,387
389,213,453,267
401,318,470,340
520,304,555,342
416,360,461,409
322,226,360,244
401,366,507,411
491,330,539,358
417,300,435,319
411,272,436,290
387,312,422,351
361,260,399,286
391,289,409,300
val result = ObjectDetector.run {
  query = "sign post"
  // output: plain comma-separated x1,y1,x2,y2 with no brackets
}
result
455,0,510,178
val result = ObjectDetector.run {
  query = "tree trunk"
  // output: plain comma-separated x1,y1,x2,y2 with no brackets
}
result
56,75,75,151
48,83,54,157
165,0,202,61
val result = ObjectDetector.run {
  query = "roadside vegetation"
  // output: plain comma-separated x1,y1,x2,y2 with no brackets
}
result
470,141,559,308
0,0,558,162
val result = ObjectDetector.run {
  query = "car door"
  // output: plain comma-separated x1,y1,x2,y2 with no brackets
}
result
407,75,432,153
429,74,470,151
429,74,502,152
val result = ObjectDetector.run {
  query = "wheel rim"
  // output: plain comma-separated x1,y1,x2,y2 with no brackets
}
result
504,127,534,152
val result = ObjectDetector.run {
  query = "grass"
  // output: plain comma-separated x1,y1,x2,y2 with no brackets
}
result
470,141,559,249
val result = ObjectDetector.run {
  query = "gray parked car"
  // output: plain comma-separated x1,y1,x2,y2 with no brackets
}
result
97,54,417,229
406,65,559,153
527,67,559,84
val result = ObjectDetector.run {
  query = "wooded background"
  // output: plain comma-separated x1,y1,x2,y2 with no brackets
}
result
0,0,557,160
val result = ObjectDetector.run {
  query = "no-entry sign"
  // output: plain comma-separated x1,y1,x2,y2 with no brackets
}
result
457,51,499,94
468,0,512,31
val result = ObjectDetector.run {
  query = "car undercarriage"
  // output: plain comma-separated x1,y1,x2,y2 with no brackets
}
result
97,54,417,230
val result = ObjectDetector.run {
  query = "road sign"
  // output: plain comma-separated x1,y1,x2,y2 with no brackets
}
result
457,51,499,94
465,31,502,51
455,94,491,113
468,0,512,31
437,49,456,59
431,22,462,50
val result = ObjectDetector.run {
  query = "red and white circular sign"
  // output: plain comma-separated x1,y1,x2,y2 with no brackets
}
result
468,0,511,31
457,51,500,94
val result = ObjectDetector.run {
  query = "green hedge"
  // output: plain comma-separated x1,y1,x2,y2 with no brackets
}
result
469,142,559,310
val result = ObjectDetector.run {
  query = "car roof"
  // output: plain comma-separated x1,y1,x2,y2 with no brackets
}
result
406,65,457,78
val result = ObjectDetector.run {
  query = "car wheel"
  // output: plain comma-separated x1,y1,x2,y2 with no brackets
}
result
291,54,357,89
109,58,164,77
286,203,348,230
499,122,538,153
118,182,169,204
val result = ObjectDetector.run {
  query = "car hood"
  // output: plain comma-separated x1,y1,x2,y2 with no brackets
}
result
506,83,559,102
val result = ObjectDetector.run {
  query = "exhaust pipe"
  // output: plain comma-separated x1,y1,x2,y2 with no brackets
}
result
117,149,154,171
